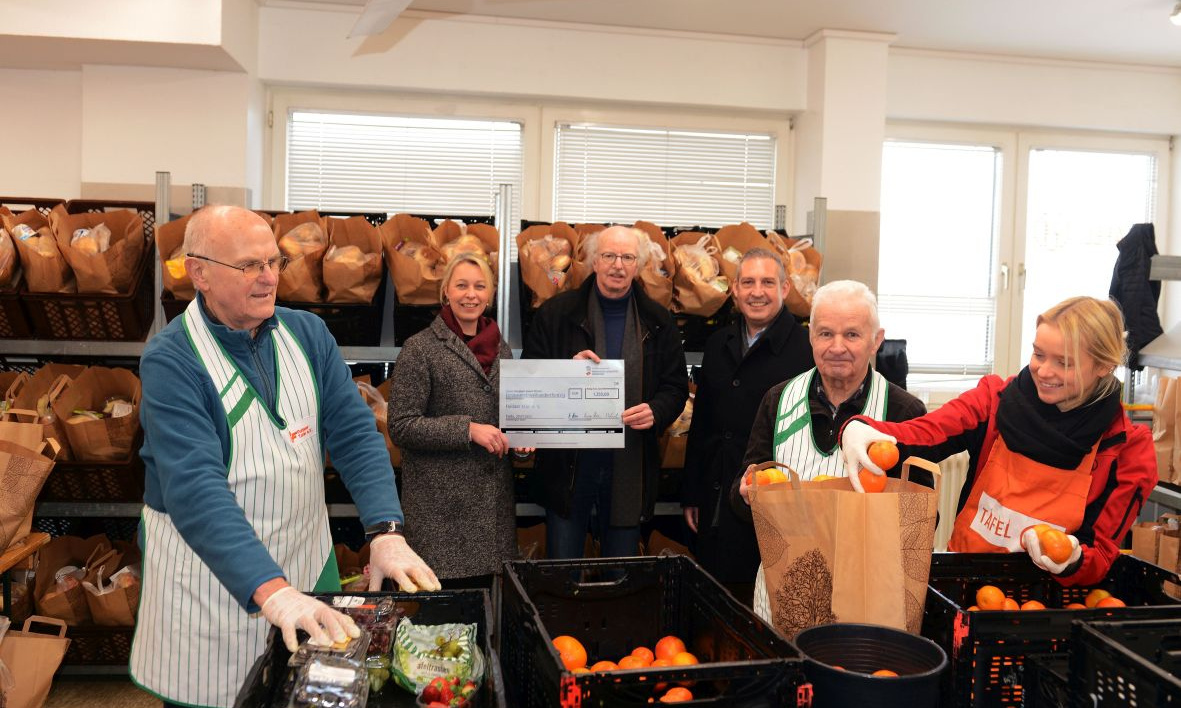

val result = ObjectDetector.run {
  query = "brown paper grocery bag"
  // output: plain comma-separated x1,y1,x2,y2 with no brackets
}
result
50,366,141,462
0,616,71,708
380,214,444,305
49,209,145,294
516,223,579,308
8,372,75,461
1154,376,1178,484
275,211,329,302
156,211,196,299
324,216,383,304
0,440,55,551
82,542,140,627
633,221,674,309
749,457,940,638
766,231,822,318
1131,521,1166,565
670,231,729,317
713,222,767,282
0,371,29,420
34,535,114,625
1159,529,1181,573
2,206,74,294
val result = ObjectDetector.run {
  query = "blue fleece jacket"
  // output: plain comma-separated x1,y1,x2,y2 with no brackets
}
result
139,297,401,611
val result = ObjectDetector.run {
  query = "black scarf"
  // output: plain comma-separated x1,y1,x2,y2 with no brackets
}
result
995,367,1122,469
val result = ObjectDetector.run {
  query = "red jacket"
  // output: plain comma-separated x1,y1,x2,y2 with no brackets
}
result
850,374,1157,586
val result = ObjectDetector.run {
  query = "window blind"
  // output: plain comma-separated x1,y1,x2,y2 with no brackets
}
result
553,123,775,228
287,111,522,231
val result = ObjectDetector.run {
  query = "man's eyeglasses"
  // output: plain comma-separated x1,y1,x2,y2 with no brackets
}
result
597,252,639,265
187,254,290,278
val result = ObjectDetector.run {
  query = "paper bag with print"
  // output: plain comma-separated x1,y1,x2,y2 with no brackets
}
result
713,222,767,282
0,616,72,708
324,216,383,304
9,370,78,460
275,211,329,302
517,223,579,308
670,231,728,317
2,206,74,294
34,534,115,625
749,458,940,638
50,209,145,294
0,439,55,552
633,221,674,308
157,211,196,299
380,214,444,305
51,366,141,462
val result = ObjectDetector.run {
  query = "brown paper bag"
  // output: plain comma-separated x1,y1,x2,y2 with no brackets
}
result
51,366,141,462
35,535,115,625
49,209,145,294
713,222,768,282
766,231,822,318
1159,529,1181,573
0,223,18,289
324,216,383,304
275,211,329,302
463,223,501,277
1131,521,1166,565
0,371,29,420
749,457,941,638
156,212,196,299
2,206,74,294
633,221,675,309
0,616,71,708
670,231,729,317
0,440,55,551
516,223,579,308
1153,376,1178,484
82,542,140,627
8,371,76,460
380,214,444,305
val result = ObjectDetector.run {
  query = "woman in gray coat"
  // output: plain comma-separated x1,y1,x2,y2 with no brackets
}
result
388,253,518,587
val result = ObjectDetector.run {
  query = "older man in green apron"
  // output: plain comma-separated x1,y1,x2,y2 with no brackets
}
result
130,206,439,708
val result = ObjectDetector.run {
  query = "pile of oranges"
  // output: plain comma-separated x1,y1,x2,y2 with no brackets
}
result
551,634,700,703
968,584,1126,611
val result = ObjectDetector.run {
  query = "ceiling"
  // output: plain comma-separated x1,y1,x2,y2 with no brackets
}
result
285,0,1181,68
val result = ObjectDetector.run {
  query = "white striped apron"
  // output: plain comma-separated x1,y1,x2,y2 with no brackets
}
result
130,300,333,707
753,367,889,621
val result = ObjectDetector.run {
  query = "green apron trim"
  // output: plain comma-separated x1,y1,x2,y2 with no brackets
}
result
313,548,342,592
225,387,257,430
218,370,241,398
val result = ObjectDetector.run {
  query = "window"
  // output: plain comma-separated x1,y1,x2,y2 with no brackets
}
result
553,123,775,227
286,111,522,226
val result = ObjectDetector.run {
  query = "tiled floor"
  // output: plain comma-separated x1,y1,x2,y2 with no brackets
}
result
46,678,161,708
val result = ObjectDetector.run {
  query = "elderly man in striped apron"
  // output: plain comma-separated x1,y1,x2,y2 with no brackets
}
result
731,280,928,621
130,205,439,708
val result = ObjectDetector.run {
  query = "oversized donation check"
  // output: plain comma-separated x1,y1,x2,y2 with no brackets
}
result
499,359,625,448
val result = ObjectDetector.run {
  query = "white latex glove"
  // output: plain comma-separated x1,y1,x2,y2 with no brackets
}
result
260,586,360,652
1021,527,1082,575
368,533,442,593
840,420,896,493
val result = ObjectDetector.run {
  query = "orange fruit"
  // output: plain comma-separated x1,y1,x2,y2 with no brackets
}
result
1096,596,1126,608
670,651,699,666
632,647,655,664
746,467,788,486
967,605,979,611
649,658,673,668
831,665,845,670
617,655,647,670
553,635,587,671
571,667,591,674
858,468,888,493
660,687,694,703
1085,589,1112,608
872,669,899,677
1020,600,1046,610
654,636,687,661
1037,527,1074,564
1064,603,1086,610
590,660,618,672
1002,597,1020,611
867,440,899,470
976,585,1005,611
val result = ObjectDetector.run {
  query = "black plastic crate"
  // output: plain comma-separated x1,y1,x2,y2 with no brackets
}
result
279,266,388,347
0,195,66,217
62,625,135,666
674,301,734,352
322,210,389,227
1071,617,1181,706
1023,653,1069,708
921,552,1181,707
0,289,32,338
501,555,810,707
37,430,145,503
235,589,506,708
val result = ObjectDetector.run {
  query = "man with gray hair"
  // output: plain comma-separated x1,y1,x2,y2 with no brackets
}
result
732,279,927,619
524,225,689,559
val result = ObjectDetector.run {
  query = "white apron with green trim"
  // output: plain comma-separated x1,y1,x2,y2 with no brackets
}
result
130,300,333,708
753,367,889,621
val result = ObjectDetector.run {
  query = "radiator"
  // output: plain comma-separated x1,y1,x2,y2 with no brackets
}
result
933,451,969,552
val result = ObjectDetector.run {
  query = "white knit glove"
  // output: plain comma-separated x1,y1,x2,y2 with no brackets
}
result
1021,527,1082,575
260,586,360,652
368,533,442,593
840,420,896,492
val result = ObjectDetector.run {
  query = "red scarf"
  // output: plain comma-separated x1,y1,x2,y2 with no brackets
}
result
439,305,502,374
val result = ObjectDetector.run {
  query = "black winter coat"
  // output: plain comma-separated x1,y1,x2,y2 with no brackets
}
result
522,276,689,524
681,307,813,581
1109,222,1163,370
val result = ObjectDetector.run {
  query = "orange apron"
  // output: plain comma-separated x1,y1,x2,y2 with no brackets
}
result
948,435,1097,553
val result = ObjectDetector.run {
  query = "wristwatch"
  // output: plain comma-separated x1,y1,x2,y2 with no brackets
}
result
364,520,405,541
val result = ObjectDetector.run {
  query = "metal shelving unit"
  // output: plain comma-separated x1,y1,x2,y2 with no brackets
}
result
1136,254,1181,513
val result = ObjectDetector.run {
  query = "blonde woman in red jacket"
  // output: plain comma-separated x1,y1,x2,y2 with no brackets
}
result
840,296,1157,586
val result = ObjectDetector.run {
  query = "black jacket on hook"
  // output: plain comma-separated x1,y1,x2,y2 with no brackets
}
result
1109,222,1163,370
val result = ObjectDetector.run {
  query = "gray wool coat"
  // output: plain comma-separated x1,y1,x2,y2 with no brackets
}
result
387,316,517,579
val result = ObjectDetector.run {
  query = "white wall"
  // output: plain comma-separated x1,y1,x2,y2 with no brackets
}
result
0,69,82,198
4,0,221,45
